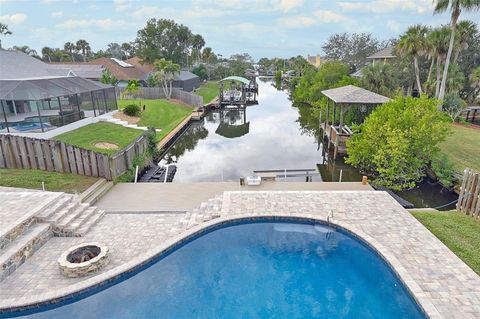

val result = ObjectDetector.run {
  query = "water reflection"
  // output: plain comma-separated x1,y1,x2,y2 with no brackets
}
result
160,80,457,209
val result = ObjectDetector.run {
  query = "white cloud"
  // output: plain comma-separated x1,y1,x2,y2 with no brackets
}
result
113,0,135,12
51,11,63,17
279,10,346,28
56,19,129,30
278,0,304,12
0,13,27,25
313,10,347,23
338,0,434,14
278,15,317,28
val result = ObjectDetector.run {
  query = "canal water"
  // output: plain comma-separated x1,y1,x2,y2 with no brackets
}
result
161,79,457,209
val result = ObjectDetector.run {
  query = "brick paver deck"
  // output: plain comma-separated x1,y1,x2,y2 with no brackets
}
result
1,190,479,318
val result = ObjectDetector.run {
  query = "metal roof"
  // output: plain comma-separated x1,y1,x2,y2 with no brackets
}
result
219,76,251,85
321,85,390,104
174,70,199,81
367,46,396,60
0,76,112,100
0,49,68,80
48,64,104,79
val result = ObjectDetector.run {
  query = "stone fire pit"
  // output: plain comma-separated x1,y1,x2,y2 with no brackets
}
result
58,243,109,278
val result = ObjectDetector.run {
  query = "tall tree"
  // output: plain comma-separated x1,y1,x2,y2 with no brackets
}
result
136,19,196,65
106,42,124,59
434,0,480,101
41,47,54,62
121,42,135,59
453,20,478,63
397,24,429,95
0,23,12,48
64,42,76,61
322,33,380,71
153,58,180,99
192,34,205,63
426,26,451,97
76,39,91,61
12,45,38,57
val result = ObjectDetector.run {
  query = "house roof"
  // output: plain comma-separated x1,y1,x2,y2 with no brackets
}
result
175,70,199,81
126,57,155,73
87,57,147,81
0,49,68,80
321,85,390,104
367,46,396,60
48,64,104,79
0,76,112,100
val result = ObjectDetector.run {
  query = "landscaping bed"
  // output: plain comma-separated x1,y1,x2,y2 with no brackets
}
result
0,169,99,194
53,122,143,156
411,210,480,275
118,99,193,141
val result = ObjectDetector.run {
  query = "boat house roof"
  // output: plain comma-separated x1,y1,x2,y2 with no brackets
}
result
367,46,396,60
219,76,251,85
321,85,390,104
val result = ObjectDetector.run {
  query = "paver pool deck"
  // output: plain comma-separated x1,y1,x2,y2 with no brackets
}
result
0,187,479,318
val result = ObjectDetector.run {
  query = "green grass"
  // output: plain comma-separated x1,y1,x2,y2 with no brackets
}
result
118,99,192,141
53,122,143,155
439,124,480,173
411,210,480,274
0,169,99,194
195,81,219,103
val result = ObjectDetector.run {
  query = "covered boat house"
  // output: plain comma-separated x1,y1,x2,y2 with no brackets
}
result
218,76,258,107
320,85,390,158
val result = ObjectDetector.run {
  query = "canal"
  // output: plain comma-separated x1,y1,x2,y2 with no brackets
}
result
160,79,457,209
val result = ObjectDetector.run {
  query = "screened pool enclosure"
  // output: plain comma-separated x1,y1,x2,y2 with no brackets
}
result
0,77,116,133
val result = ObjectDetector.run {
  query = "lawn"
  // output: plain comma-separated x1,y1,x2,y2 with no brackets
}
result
411,210,480,275
439,124,480,173
118,99,193,141
53,122,143,155
195,81,219,104
0,169,99,194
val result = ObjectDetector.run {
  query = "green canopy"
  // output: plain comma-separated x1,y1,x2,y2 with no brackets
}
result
219,76,251,85
215,122,250,139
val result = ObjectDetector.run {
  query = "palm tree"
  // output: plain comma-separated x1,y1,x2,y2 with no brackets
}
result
76,39,91,62
41,47,54,62
470,66,480,102
426,26,451,97
453,20,478,63
64,42,76,61
0,22,12,48
192,34,205,63
396,25,429,95
12,45,37,56
153,58,180,99
434,0,480,101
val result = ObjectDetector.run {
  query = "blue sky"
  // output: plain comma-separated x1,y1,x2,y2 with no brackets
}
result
0,0,478,60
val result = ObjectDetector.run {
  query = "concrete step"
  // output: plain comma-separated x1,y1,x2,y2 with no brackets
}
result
78,179,107,203
65,207,98,233
45,201,80,224
56,204,89,229
73,210,105,236
35,195,74,221
0,223,52,282
82,181,114,205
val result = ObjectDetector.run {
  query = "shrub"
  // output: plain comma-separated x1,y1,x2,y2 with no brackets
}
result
123,104,141,117
346,95,450,190
431,154,456,189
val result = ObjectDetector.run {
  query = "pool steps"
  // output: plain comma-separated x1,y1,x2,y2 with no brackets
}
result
0,192,105,282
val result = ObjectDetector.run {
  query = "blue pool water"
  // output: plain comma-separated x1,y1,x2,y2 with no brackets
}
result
6,222,425,319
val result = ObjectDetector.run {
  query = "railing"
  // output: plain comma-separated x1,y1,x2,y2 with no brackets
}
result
457,168,480,218
116,87,203,108
328,125,352,147
0,134,148,181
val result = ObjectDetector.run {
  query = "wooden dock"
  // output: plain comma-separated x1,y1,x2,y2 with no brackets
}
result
320,123,353,157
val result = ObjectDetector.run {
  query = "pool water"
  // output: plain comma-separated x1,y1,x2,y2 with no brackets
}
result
7,222,425,319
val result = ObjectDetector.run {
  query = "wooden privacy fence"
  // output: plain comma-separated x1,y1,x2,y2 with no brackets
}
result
0,134,148,181
457,168,480,218
116,87,203,108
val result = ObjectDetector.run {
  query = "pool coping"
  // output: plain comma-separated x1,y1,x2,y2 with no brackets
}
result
0,213,441,318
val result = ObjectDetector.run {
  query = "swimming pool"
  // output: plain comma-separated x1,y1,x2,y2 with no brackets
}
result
4,221,426,318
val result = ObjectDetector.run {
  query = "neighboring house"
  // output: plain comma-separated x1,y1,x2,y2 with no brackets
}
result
87,57,147,87
47,63,105,81
366,46,396,66
306,55,332,68
0,49,116,134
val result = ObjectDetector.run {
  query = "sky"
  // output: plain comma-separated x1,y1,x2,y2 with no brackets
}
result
0,0,479,60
